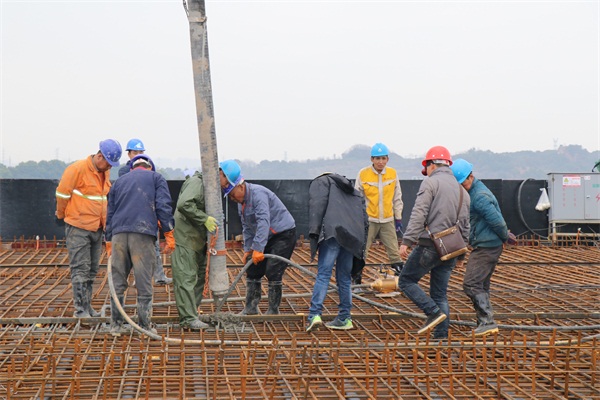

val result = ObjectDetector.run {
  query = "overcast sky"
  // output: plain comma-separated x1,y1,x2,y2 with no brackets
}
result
1,0,599,169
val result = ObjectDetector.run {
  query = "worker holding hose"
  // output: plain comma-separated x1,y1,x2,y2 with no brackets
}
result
105,155,175,336
220,160,296,315
451,158,509,336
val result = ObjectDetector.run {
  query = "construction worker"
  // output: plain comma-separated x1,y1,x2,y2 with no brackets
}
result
451,158,508,336
171,171,218,330
105,154,175,335
220,160,296,315
355,143,404,284
398,146,470,339
55,139,122,320
119,138,172,286
305,173,368,332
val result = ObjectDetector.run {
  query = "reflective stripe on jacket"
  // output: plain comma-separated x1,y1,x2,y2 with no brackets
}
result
55,155,111,232
355,165,403,223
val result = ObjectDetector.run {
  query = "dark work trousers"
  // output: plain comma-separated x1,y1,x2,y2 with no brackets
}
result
111,233,156,302
65,224,103,285
246,228,296,282
462,246,503,298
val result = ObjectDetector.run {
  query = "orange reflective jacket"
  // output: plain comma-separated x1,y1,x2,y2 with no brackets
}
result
56,155,111,232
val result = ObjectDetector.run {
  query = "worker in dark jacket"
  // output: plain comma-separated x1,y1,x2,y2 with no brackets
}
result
398,146,470,339
106,154,175,336
118,138,172,285
305,173,368,332
172,171,217,330
451,158,508,336
220,160,296,315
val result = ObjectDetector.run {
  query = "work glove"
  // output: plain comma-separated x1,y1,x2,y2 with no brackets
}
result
242,251,252,264
164,230,176,252
105,242,112,258
204,216,218,233
395,219,403,233
252,250,265,265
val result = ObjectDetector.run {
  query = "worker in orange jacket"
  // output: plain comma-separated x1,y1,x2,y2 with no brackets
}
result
55,139,122,320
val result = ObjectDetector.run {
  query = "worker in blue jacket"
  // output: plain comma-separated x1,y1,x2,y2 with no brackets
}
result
451,158,509,337
106,154,175,336
220,160,296,315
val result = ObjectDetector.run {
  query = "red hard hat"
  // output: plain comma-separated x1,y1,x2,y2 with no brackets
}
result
422,146,453,166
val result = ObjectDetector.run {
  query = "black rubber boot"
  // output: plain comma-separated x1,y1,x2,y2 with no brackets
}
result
266,281,283,315
110,295,128,336
239,279,261,315
85,281,101,317
473,293,498,336
72,282,90,318
137,296,157,334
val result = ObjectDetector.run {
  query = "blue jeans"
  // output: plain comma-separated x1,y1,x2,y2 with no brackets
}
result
398,246,455,337
308,238,353,321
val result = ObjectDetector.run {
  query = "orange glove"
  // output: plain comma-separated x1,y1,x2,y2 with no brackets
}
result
164,230,176,252
106,242,112,258
242,251,252,264
252,250,265,265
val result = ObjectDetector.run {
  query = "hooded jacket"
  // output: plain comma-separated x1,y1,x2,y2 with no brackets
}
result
308,173,369,261
467,178,508,248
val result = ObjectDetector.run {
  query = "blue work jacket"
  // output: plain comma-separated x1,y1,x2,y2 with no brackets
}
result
468,178,508,248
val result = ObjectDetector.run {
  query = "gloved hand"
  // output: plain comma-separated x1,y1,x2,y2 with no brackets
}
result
242,251,252,264
105,242,112,257
252,250,265,264
507,231,518,246
395,219,403,233
164,230,176,252
204,216,218,233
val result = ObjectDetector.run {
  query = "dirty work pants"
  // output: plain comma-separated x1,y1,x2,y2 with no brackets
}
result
308,238,353,321
398,245,456,338
366,221,402,265
65,224,103,285
246,228,296,283
171,244,207,325
110,233,156,305
463,246,503,298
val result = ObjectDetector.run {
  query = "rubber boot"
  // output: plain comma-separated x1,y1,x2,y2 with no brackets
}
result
239,279,261,315
72,282,90,318
110,295,129,336
473,293,498,336
86,281,101,317
266,281,283,315
137,296,157,335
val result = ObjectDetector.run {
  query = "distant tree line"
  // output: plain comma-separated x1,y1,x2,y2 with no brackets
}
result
1,145,598,181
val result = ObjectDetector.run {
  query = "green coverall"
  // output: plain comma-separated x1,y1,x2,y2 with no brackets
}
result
172,172,211,327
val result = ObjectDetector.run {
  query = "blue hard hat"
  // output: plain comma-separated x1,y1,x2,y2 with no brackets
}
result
99,139,122,167
371,143,389,157
450,158,473,184
219,159,244,197
126,138,145,152
130,154,156,171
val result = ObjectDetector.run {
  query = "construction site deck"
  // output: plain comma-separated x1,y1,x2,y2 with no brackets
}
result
0,237,598,399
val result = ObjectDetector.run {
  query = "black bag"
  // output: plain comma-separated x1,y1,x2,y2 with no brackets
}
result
426,185,468,261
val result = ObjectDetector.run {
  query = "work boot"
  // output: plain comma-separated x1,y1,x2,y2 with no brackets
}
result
417,310,446,334
266,281,283,315
473,293,498,336
391,262,404,276
239,279,262,315
72,282,90,318
137,296,157,335
110,295,129,336
85,281,101,317
155,277,173,286
184,318,210,331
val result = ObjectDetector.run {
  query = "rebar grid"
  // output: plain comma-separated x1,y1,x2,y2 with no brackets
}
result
0,243,599,398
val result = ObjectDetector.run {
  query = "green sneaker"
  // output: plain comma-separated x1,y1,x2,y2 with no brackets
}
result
306,315,322,332
326,317,353,330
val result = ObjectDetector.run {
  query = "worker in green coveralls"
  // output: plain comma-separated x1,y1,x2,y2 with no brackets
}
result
171,171,218,330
